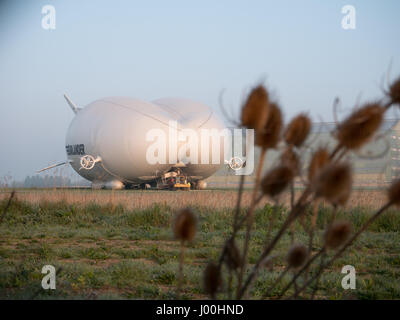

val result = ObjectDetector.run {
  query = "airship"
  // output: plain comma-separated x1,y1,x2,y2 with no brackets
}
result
38,94,231,190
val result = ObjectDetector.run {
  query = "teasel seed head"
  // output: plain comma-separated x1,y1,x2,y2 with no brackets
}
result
284,113,311,147
203,262,223,298
388,178,400,207
336,102,384,150
308,148,330,182
280,147,300,175
287,243,308,268
389,76,400,106
224,239,241,271
255,101,283,149
261,165,294,198
315,163,352,206
241,85,269,131
173,208,197,242
324,221,352,249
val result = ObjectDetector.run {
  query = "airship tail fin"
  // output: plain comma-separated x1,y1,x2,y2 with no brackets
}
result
37,161,71,173
64,94,79,114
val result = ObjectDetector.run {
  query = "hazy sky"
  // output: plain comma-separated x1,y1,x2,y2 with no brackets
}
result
0,0,400,181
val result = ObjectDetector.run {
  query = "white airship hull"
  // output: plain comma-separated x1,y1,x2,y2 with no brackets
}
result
65,97,226,189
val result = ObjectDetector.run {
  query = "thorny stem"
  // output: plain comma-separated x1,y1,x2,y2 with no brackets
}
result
217,175,245,272
289,182,295,244
277,247,325,299
264,202,280,245
233,175,246,230
217,192,264,281
384,100,394,110
310,251,327,300
288,201,393,299
227,269,233,299
238,143,344,299
330,144,342,160
237,148,267,299
177,241,185,299
0,190,15,224
305,199,320,281
262,265,289,299
280,207,338,299
238,187,313,299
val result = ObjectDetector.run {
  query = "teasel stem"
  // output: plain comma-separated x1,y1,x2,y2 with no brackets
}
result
238,187,313,299
290,182,295,210
238,142,344,299
308,200,320,250
330,144,342,160
310,251,327,300
384,100,393,110
233,174,246,229
261,265,289,299
289,182,295,244
288,201,393,299
217,175,245,273
177,240,185,299
0,190,15,224
227,268,233,299
304,199,320,284
264,201,280,245
237,147,267,299
217,192,263,275
280,207,337,299
276,247,325,299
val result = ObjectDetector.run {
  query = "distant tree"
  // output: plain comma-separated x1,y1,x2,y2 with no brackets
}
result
23,175,72,188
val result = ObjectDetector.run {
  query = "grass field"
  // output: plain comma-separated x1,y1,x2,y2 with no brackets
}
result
0,189,399,299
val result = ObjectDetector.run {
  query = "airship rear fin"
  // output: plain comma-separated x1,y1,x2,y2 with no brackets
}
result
64,94,79,114
37,161,71,173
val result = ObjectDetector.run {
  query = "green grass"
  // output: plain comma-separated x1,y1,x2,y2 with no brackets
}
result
0,197,399,299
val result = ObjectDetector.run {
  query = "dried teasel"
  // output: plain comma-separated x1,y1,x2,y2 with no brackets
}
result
284,113,311,147
287,243,308,268
203,262,223,298
173,208,197,242
223,239,241,271
336,102,384,150
280,147,300,175
315,163,352,206
324,221,352,249
261,165,294,198
241,85,269,131
308,148,330,182
388,178,400,207
255,101,283,149
388,76,400,105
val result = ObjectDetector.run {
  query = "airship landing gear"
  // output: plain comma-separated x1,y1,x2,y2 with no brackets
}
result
192,180,207,190
139,183,152,190
159,169,191,191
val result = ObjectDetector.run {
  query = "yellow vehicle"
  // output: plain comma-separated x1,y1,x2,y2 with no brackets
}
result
169,175,191,191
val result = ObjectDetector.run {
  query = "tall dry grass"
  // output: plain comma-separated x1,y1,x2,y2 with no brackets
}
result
0,188,388,211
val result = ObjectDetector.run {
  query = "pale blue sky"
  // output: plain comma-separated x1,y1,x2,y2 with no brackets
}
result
0,0,399,180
